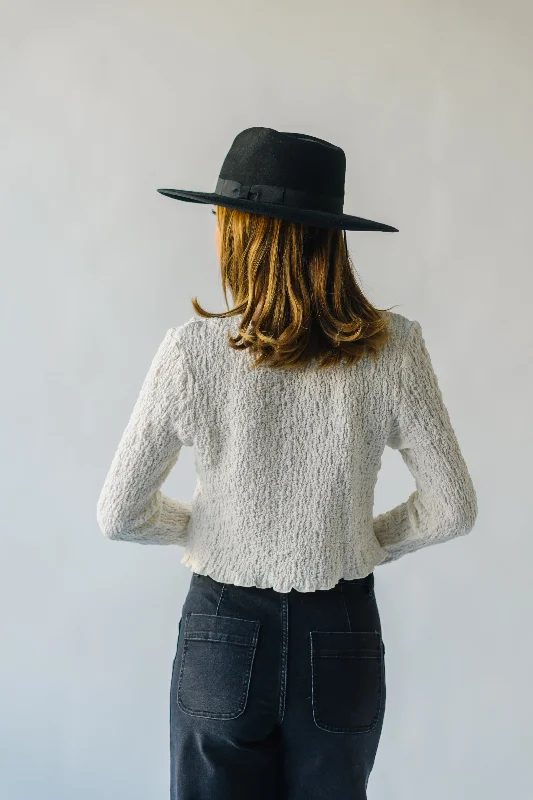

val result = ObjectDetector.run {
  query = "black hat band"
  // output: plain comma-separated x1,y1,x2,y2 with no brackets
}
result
215,177,343,214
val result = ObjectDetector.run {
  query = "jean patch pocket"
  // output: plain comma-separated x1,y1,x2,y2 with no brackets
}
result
310,630,385,733
177,613,260,719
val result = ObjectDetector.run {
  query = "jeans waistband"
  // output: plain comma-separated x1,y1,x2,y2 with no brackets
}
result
191,571,374,593
337,572,374,589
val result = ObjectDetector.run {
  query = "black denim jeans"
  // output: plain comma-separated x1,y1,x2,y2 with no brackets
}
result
170,570,386,799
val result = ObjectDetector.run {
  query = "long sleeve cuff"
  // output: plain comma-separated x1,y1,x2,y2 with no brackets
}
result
97,491,191,546
373,486,477,565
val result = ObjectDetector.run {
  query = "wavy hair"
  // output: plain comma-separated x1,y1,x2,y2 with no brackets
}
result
191,205,397,370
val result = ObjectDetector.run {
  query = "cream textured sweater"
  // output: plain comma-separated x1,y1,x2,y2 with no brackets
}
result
96,311,478,593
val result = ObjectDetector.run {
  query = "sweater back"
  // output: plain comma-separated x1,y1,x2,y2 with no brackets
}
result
96,311,478,593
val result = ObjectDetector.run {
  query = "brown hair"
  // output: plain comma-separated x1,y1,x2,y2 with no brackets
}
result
191,205,396,370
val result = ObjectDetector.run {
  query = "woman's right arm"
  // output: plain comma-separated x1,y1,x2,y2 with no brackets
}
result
373,320,478,564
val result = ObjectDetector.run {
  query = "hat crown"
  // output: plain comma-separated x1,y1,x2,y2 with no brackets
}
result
156,126,398,231
217,127,346,210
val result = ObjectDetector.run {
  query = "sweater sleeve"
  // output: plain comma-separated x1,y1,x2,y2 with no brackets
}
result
373,320,478,564
96,328,194,545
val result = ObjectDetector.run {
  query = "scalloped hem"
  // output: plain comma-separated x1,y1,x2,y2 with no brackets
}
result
180,549,380,594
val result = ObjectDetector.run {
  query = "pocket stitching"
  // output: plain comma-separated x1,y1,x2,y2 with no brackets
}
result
183,613,260,646
177,613,260,720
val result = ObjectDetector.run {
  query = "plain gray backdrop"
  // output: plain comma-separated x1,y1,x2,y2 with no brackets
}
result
1,1,532,798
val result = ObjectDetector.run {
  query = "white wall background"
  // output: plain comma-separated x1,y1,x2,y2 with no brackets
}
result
1,1,532,798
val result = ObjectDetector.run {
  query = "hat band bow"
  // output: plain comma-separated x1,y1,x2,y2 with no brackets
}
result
216,178,285,204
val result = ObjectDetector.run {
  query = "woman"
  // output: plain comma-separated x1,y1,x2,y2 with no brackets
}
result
96,127,478,799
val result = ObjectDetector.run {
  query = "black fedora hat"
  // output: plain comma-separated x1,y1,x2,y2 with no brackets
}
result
157,127,398,232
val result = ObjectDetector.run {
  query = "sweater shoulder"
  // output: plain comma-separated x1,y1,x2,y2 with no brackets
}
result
167,315,229,369
380,311,418,363
167,315,214,350
385,310,415,337
169,315,204,340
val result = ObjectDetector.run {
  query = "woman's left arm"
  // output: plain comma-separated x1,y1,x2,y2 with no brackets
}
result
96,328,194,545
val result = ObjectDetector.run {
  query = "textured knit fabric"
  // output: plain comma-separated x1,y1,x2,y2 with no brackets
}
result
96,311,478,593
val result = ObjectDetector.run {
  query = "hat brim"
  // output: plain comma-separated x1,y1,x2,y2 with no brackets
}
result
157,188,398,232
